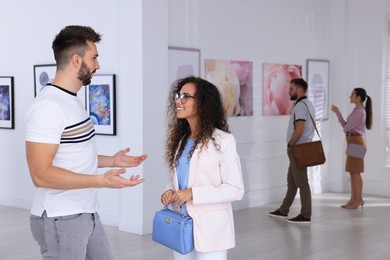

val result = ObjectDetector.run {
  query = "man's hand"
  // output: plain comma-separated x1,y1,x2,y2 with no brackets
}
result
113,147,148,167
99,168,144,188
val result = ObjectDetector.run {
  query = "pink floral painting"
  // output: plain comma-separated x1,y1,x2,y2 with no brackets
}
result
262,63,302,116
205,59,253,117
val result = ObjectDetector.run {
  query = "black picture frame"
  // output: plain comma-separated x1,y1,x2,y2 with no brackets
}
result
33,64,56,97
86,74,116,135
0,76,15,129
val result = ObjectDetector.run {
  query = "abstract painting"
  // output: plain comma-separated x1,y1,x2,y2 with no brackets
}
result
86,74,116,135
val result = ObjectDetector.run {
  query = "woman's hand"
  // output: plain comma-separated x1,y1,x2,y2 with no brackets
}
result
331,104,340,115
172,189,193,206
161,189,174,205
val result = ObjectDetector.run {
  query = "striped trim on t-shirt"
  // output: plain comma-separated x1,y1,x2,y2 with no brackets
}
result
61,118,96,144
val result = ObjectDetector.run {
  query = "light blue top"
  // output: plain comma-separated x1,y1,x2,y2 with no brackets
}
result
177,139,194,190
176,139,194,216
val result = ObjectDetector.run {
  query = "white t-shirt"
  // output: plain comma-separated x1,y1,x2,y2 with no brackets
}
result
25,85,98,217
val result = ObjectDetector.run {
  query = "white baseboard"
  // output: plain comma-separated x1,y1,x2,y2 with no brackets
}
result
98,212,120,227
118,218,150,235
0,195,32,210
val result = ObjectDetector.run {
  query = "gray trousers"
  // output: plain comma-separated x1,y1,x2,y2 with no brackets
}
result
30,212,113,260
279,149,312,218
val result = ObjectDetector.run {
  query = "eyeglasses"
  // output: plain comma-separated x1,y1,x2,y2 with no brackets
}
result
175,93,196,104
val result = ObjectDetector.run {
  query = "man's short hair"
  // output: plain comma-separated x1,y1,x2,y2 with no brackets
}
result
52,25,102,69
290,78,308,92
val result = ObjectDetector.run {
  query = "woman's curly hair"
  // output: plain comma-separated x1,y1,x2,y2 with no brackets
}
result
165,76,230,171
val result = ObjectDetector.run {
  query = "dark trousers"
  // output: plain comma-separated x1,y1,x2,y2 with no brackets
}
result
279,149,312,218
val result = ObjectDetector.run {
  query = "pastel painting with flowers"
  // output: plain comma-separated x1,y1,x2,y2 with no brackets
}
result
262,63,302,116
205,59,253,117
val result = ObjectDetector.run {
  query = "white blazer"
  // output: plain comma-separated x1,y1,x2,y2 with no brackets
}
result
165,129,244,252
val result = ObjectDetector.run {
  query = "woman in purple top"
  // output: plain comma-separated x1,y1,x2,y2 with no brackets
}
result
331,88,373,209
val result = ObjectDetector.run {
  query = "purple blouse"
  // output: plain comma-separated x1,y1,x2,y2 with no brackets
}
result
337,106,366,135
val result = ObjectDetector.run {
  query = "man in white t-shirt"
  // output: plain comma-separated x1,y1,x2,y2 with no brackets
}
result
268,78,315,224
25,25,148,260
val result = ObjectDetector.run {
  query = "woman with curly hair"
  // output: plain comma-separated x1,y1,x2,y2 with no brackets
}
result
160,76,244,260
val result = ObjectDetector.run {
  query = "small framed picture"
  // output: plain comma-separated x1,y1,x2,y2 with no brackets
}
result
0,76,14,129
86,74,116,135
168,46,200,86
306,59,330,120
33,64,56,97
33,64,86,107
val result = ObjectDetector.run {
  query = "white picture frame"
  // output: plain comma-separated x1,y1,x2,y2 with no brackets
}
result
168,46,200,87
306,59,330,120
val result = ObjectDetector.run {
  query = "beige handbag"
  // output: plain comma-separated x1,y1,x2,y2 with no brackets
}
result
346,133,366,159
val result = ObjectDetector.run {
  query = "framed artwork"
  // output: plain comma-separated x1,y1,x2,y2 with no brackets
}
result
33,64,56,97
33,64,86,107
0,76,14,129
168,46,200,87
262,63,303,116
306,59,330,120
205,59,253,116
86,74,116,135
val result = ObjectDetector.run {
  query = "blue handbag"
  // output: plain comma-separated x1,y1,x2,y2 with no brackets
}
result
152,204,194,254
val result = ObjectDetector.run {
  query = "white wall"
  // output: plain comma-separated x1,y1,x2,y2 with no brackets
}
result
141,0,169,234
0,0,169,235
0,0,126,209
329,0,390,196
168,0,332,209
1,0,390,236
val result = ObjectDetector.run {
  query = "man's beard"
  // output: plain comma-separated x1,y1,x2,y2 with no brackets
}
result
290,93,298,101
78,61,95,86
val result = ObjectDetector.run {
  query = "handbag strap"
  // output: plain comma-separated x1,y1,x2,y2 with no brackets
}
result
163,203,189,217
347,131,366,141
294,100,321,140
181,203,189,217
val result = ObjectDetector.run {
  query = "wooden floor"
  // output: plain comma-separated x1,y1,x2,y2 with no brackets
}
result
1,193,390,260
